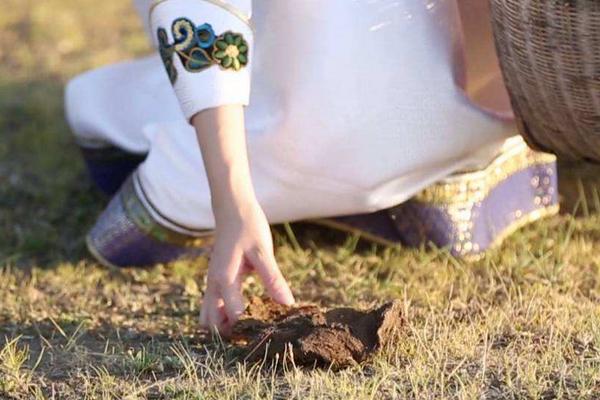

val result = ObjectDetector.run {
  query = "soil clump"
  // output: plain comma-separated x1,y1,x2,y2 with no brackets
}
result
230,297,404,369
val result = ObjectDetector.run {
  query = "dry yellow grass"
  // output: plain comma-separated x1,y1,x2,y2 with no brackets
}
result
2,1,600,398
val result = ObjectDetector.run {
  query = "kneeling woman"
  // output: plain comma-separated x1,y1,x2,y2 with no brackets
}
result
65,0,557,332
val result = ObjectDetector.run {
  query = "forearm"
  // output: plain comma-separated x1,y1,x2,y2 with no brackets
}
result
151,0,292,331
192,105,258,223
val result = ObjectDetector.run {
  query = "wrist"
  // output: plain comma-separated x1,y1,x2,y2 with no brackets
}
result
211,160,254,196
211,169,260,222
213,198,262,228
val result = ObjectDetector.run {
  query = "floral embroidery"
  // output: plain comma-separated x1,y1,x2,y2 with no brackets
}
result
157,28,177,84
212,32,248,71
157,18,249,84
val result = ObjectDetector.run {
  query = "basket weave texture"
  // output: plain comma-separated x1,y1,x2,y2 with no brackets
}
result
490,0,600,161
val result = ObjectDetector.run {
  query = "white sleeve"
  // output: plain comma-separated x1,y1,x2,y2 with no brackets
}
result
150,0,253,121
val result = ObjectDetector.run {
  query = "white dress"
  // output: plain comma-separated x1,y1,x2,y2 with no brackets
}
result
65,0,515,232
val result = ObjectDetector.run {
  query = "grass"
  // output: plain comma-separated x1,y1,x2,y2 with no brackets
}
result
2,1,600,398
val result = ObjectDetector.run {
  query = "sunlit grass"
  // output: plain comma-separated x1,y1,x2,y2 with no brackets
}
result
2,1,600,398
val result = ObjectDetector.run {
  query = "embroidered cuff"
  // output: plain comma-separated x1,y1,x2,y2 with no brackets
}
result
150,0,253,121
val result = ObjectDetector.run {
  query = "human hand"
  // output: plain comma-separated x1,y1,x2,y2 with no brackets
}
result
199,200,295,334
191,105,293,334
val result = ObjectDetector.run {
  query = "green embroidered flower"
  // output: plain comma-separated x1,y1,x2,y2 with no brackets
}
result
212,32,249,71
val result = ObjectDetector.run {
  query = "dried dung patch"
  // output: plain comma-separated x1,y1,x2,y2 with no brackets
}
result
230,297,404,369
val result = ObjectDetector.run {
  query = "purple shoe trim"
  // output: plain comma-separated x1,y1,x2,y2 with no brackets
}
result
313,155,558,258
390,161,558,257
87,179,210,268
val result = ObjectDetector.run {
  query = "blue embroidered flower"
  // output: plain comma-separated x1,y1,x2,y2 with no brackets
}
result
195,23,216,49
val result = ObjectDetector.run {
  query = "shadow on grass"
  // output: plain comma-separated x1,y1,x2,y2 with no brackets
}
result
0,80,107,268
0,318,218,399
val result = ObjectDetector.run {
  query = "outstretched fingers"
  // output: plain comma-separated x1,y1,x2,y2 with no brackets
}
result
221,279,245,332
201,253,247,334
201,247,294,334
247,249,295,306
200,284,226,332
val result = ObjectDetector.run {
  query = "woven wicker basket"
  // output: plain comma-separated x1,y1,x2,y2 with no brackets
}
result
490,0,600,161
